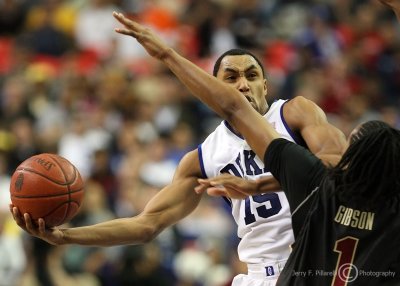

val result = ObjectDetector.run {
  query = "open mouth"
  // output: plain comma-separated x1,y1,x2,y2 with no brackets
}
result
244,95,252,103
243,95,258,110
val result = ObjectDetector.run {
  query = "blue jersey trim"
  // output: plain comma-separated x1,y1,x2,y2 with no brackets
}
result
223,121,244,139
197,144,207,179
222,196,232,208
280,100,307,148
198,144,232,207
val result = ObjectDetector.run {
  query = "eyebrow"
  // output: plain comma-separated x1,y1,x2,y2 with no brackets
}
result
223,64,259,74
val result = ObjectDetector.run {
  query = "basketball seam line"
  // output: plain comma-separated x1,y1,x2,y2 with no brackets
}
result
16,167,76,185
48,154,74,225
10,188,83,199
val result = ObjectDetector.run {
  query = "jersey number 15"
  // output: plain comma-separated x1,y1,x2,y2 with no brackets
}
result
244,193,282,225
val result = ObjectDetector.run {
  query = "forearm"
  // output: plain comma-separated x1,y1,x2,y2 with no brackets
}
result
61,216,158,247
113,12,241,119
60,175,201,247
256,176,282,193
113,13,279,158
161,48,244,120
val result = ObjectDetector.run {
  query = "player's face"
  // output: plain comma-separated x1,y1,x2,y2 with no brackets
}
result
216,55,268,115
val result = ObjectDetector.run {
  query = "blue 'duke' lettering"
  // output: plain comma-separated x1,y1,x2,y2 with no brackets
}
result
221,151,267,177
243,150,268,175
221,150,282,225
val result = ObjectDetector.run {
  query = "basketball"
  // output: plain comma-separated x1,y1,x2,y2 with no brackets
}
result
9,153,84,227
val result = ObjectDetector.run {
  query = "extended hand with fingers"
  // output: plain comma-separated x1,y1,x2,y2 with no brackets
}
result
9,204,65,246
195,174,281,199
113,11,170,60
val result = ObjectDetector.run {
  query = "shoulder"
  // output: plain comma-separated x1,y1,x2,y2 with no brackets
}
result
266,99,287,115
179,149,201,168
175,149,203,178
284,96,321,114
283,96,327,129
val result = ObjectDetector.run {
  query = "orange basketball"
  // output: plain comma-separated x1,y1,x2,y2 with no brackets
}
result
10,153,84,227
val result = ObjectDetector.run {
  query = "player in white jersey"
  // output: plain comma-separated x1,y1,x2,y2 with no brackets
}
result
11,15,347,286
200,99,303,285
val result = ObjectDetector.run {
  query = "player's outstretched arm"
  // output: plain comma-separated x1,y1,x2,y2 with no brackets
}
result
113,12,280,160
10,151,203,246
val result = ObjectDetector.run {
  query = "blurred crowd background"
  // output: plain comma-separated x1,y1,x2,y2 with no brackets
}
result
0,0,399,285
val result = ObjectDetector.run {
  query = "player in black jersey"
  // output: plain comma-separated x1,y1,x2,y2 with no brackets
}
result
198,120,400,285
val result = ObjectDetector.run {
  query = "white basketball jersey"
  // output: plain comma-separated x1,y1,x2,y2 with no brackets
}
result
198,99,304,265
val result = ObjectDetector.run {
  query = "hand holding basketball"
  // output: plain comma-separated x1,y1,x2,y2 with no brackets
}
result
9,153,84,227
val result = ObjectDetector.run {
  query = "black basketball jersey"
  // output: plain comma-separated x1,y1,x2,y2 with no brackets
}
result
264,138,400,285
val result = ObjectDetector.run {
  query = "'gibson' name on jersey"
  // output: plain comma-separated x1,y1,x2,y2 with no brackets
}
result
334,205,375,230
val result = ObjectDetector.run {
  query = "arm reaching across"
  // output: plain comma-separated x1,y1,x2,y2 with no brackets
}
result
113,12,280,161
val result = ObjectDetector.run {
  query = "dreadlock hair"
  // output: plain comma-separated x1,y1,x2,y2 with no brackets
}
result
349,120,392,144
212,49,265,78
329,121,400,210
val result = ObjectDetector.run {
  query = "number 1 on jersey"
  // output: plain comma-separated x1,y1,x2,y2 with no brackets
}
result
332,236,359,286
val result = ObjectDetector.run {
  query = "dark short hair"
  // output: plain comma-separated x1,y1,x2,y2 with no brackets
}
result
213,49,265,78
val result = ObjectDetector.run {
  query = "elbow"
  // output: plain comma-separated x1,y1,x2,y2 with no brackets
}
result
141,224,161,243
134,213,167,244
